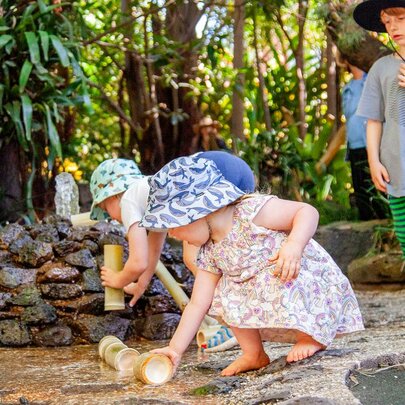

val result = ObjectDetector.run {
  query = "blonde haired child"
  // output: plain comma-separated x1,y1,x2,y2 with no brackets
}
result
140,156,364,376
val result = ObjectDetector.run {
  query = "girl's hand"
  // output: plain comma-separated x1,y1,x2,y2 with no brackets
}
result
123,282,147,307
100,266,125,289
150,346,182,372
269,240,303,282
398,63,405,87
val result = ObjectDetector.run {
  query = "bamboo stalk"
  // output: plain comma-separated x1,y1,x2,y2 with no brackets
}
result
155,260,216,328
70,212,98,227
104,245,125,311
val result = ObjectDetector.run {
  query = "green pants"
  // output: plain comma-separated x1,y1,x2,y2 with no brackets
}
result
388,195,405,258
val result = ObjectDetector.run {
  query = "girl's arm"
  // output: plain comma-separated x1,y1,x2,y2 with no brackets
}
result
367,119,389,193
182,241,201,276
126,230,167,307
151,269,221,370
100,223,149,288
254,198,319,282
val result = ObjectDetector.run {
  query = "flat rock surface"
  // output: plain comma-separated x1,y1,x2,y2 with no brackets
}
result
0,289,405,404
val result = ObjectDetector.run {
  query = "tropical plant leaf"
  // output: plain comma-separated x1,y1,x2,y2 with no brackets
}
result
50,35,69,67
25,32,40,64
0,84,4,113
4,101,28,151
19,60,33,93
38,31,49,61
45,104,62,158
21,95,33,141
0,35,13,48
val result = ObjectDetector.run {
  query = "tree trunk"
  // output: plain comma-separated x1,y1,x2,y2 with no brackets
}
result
296,0,309,140
231,0,246,143
324,2,391,72
0,139,23,223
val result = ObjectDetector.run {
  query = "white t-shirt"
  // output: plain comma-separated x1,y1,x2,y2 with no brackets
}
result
120,177,151,232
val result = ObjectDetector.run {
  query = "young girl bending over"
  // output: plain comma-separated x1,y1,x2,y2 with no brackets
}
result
139,156,364,376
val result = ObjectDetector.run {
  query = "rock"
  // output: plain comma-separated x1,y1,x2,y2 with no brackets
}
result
348,252,405,284
69,314,130,342
0,224,27,249
247,390,291,405
314,220,387,273
97,233,127,248
143,295,180,316
0,249,12,265
0,266,37,288
7,286,42,306
29,224,60,244
8,233,34,254
81,269,103,292
40,283,83,299
13,239,54,268
0,320,31,346
82,239,99,255
190,376,246,396
32,324,73,346
21,302,57,324
0,293,12,309
130,313,181,340
53,294,105,315
64,249,96,269
37,262,81,284
53,240,82,257
68,229,101,243
279,397,337,405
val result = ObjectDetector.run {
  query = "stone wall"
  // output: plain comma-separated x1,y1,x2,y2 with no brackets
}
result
0,217,192,347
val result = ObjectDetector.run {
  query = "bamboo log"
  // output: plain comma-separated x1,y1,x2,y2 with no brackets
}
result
70,212,98,227
155,260,216,329
104,245,125,311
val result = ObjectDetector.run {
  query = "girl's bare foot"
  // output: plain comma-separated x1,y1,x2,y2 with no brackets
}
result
286,336,325,362
221,352,270,376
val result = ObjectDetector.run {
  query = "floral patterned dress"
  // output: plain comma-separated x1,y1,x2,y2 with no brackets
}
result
198,195,364,346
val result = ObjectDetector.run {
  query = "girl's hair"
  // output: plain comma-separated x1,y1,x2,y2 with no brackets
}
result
381,8,405,17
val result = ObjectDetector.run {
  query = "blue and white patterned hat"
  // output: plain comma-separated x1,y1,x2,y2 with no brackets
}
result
139,156,245,229
90,158,143,220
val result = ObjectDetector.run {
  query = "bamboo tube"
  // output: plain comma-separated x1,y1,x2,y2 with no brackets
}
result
133,352,174,385
155,260,217,329
114,348,140,371
70,212,98,227
196,325,224,347
98,335,122,360
104,342,128,368
104,245,125,311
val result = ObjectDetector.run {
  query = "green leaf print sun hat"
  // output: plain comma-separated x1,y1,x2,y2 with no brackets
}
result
138,155,245,230
90,158,143,220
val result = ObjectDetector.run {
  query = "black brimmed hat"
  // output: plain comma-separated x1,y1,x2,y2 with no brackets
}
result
353,0,405,32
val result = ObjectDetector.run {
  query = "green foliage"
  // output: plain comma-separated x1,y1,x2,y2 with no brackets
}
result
0,0,89,219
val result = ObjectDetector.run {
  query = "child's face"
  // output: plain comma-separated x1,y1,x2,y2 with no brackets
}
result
381,10,405,48
98,195,122,222
168,218,210,247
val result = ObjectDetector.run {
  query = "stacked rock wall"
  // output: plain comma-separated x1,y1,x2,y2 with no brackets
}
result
0,217,192,347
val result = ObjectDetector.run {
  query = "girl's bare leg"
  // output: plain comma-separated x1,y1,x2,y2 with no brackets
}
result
221,328,270,376
286,331,326,363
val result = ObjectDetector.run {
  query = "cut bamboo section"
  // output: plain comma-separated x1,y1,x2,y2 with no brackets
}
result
133,352,174,385
155,260,216,329
70,212,98,227
104,245,125,311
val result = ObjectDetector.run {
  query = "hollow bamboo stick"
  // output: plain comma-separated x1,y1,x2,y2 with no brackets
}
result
70,212,98,227
104,244,125,311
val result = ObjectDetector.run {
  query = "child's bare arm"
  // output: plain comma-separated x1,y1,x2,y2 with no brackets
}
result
367,119,389,193
100,223,149,289
151,270,220,370
254,198,319,282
